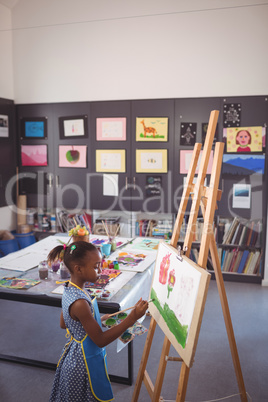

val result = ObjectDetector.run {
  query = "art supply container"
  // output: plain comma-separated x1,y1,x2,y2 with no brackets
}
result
13,231,36,249
110,239,117,252
101,243,111,257
51,260,60,273
60,262,70,279
38,261,49,280
0,238,19,257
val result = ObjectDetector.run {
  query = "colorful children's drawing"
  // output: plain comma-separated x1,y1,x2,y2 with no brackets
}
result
136,117,168,142
149,242,210,368
0,277,40,289
96,117,126,141
59,145,87,168
112,249,156,272
21,145,48,166
85,269,121,289
128,238,161,252
226,126,262,153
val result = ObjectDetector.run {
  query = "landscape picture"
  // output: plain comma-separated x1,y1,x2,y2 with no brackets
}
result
222,154,265,175
21,145,47,166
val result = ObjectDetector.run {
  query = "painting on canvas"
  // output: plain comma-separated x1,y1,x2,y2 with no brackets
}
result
149,242,210,367
226,126,262,153
136,117,168,142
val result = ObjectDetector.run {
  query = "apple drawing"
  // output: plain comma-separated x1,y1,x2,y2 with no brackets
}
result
66,148,80,164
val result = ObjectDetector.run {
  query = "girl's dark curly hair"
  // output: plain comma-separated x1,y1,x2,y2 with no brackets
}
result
47,241,99,273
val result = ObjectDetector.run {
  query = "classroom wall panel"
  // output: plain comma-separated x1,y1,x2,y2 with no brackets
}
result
0,5,14,99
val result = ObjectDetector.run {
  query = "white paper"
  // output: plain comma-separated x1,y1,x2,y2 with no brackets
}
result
103,174,118,196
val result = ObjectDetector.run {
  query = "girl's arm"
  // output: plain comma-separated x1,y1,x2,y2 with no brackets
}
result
60,311,66,329
70,298,148,348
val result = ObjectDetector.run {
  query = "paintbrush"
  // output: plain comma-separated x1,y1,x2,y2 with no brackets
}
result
107,299,155,318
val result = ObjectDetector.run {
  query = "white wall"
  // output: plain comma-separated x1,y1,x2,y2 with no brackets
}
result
11,0,268,103
0,4,14,99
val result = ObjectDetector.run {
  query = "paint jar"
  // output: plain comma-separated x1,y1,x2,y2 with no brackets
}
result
51,260,60,273
38,260,49,280
60,262,70,279
110,239,117,252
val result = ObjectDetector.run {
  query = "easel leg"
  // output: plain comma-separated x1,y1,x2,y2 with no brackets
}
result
152,336,171,401
209,237,247,401
176,362,190,402
132,317,157,402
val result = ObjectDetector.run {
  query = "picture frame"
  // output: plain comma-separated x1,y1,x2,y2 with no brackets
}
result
224,126,263,153
0,114,9,138
136,117,168,142
96,149,126,172
180,150,213,174
136,149,168,173
96,117,126,141
20,117,47,140
59,115,88,139
21,145,48,166
59,145,87,168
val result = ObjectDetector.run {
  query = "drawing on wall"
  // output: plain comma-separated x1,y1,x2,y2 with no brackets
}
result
232,183,251,209
136,117,168,142
136,149,168,173
223,103,241,127
222,154,265,175
21,117,47,139
146,175,162,197
97,117,126,141
59,115,88,139
224,126,263,153
149,242,210,367
96,149,126,172
202,123,218,145
59,145,87,168
21,145,48,166
180,150,214,174
0,114,9,138
180,123,196,146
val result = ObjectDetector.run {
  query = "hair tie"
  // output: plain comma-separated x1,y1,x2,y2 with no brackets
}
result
70,245,76,254
63,244,67,250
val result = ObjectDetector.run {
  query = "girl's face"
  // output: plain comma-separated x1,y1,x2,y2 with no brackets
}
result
80,250,102,283
236,130,250,145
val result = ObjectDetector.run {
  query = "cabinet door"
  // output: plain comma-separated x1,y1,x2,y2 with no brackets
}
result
131,99,175,214
89,101,132,212
16,103,55,209
174,97,222,215
52,102,90,210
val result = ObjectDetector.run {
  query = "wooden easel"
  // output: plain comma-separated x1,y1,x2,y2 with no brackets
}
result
132,110,248,402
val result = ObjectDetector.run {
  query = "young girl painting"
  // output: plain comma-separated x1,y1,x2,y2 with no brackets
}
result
48,241,148,402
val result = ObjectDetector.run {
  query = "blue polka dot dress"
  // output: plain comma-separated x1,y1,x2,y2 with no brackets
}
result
50,286,99,402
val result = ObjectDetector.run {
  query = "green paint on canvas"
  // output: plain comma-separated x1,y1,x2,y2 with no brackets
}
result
150,288,188,348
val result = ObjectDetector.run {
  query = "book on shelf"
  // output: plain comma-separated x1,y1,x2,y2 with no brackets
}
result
236,250,250,274
224,217,240,244
232,250,243,273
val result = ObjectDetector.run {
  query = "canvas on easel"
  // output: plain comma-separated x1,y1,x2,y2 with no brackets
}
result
149,242,210,367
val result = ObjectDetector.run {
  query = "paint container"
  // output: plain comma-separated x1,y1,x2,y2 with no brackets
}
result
60,262,70,279
51,260,60,273
110,239,117,252
38,261,49,280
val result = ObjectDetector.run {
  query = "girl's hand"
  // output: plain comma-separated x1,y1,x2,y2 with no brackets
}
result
130,298,148,322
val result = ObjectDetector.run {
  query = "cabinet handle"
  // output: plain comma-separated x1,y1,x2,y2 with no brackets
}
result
125,177,128,190
48,174,53,188
133,176,136,190
56,175,59,187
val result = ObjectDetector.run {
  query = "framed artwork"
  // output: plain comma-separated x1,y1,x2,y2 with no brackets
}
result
21,145,48,166
222,154,265,175
232,184,251,209
225,126,263,153
180,150,214,174
96,149,126,172
180,123,196,146
0,114,9,138
20,117,47,139
149,241,210,367
59,145,87,168
59,115,88,139
96,117,126,141
136,149,168,173
136,117,168,142
223,103,241,127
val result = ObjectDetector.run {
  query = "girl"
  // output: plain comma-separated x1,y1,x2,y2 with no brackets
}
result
48,241,148,402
